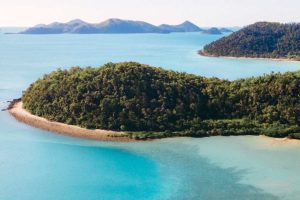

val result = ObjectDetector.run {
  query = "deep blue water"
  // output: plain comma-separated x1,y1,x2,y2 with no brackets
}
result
1,29,300,200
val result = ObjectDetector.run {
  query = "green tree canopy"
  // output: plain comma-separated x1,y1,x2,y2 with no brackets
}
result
22,62,300,139
202,22,300,60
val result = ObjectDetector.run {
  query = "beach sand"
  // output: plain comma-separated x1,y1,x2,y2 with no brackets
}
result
8,101,300,144
8,101,133,142
198,50,300,63
266,135,300,145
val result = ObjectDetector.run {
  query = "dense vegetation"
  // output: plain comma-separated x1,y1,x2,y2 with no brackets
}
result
202,22,300,60
23,62,300,140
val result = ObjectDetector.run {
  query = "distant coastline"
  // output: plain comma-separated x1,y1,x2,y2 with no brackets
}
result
19,19,200,34
198,50,300,62
16,18,232,34
8,100,133,142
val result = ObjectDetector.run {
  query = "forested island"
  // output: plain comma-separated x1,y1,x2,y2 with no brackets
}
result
18,62,300,140
18,18,231,34
19,19,201,34
201,22,300,60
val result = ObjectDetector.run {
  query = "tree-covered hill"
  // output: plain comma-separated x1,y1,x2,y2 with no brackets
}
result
23,62,300,139
202,22,300,60
20,19,203,34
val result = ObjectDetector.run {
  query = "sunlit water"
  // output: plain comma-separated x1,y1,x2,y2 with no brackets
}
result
1,28,300,200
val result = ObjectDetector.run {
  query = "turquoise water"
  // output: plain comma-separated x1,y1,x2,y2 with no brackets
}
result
1,29,300,199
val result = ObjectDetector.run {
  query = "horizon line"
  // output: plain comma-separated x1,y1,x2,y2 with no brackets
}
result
0,17,251,28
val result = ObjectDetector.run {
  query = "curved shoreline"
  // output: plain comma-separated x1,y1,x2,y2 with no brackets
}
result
8,101,134,142
198,50,300,63
7,100,300,144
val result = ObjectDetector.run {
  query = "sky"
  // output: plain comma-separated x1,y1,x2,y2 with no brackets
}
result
1,0,300,27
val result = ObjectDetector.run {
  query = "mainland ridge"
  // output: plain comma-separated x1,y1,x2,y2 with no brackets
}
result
18,18,232,34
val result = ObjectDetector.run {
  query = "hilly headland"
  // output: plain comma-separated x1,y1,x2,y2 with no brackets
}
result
8,62,300,141
18,18,231,34
200,22,300,61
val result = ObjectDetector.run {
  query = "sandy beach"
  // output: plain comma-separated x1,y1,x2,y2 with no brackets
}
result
259,135,300,146
8,101,133,142
198,50,300,63
7,100,300,144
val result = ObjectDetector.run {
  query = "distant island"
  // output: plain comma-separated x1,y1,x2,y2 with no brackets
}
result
219,28,233,33
202,27,222,35
18,18,231,34
9,62,300,140
201,22,300,60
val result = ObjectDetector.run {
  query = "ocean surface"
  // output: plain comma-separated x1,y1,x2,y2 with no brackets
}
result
1,28,300,200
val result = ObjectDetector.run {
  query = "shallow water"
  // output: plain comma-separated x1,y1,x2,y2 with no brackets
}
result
1,29,300,199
